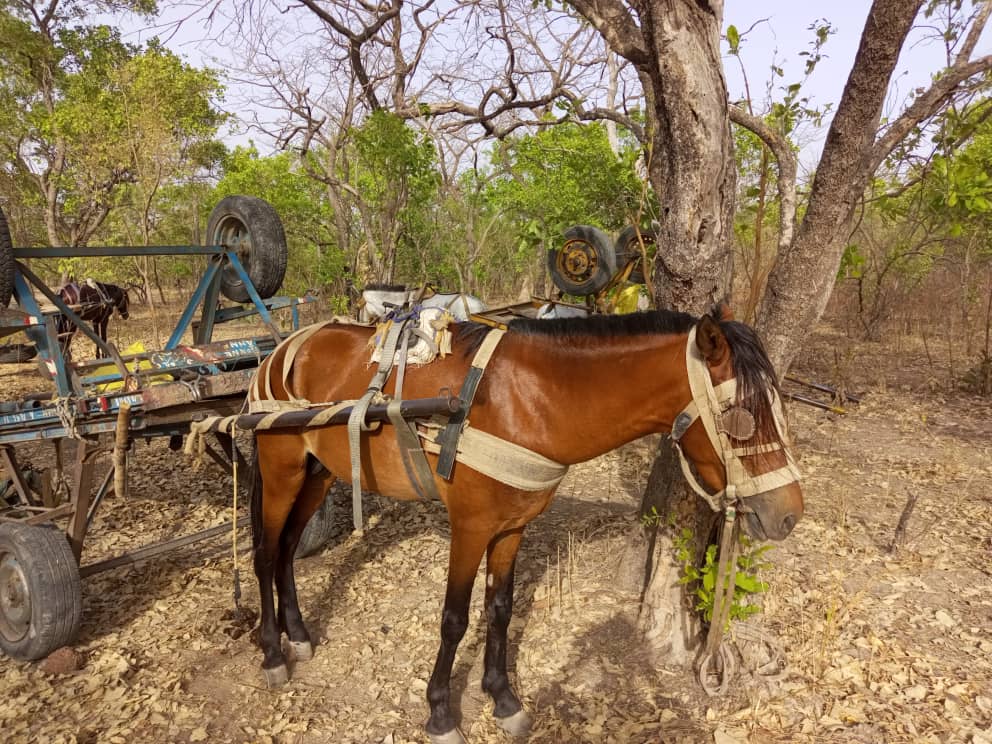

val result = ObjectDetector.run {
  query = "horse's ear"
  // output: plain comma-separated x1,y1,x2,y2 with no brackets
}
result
696,315,729,364
716,302,734,322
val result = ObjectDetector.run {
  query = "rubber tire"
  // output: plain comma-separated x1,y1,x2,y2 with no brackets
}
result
295,492,337,559
615,225,656,285
206,196,288,302
549,225,617,296
0,523,82,661
0,343,38,364
0,204,14,308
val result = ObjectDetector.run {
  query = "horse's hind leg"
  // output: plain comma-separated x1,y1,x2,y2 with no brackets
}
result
425,528,489,743
253,441,307,687
482,528,530,736
274,460,336,663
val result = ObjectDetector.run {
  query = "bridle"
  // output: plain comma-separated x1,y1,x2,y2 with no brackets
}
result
670,325,801,512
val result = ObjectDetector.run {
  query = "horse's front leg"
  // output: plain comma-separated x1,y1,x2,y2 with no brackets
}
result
426,527,488,743
274,468,335,663
482,528,531,736
96,317,108,356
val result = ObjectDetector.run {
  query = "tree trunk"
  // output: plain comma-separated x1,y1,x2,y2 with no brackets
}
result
757,0,924,373
630,0,734,666
642,0,735,313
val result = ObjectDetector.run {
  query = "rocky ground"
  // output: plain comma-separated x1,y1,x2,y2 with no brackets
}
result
0,303,990,744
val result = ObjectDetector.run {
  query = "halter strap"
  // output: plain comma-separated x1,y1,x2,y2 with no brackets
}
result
671,326,801,511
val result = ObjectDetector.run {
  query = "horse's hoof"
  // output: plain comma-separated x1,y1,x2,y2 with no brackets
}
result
288,640,313,662
263,664,289,688
495,709,532,737
428,728,467,744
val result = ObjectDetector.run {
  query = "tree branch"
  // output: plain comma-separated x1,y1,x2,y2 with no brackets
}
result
869,53,992,174
566,0,649,66
728,104,798,254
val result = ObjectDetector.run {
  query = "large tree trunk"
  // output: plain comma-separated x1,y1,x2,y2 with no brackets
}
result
624,0,733,666
642,0,735,312
757,0,924,372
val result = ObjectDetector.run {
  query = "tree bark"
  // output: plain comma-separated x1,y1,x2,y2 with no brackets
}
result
757,0,924,373
623,0,733,665
640,0,735,312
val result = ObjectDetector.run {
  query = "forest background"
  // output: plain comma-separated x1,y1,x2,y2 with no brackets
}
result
1,0,989,390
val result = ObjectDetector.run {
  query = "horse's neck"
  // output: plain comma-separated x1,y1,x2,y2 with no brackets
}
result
501,332,690,465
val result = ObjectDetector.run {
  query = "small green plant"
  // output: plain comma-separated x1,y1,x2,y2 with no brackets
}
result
640,505,664,528
673,527,773,629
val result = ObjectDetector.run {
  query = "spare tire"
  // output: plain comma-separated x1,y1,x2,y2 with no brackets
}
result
615,225,656,284
206,196,288,302
0,205,14,308
549,225,616,296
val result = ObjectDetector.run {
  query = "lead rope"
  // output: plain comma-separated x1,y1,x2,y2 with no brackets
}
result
229,416,242,609
697,505,739,695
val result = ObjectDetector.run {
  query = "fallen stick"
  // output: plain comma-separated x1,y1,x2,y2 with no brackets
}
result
784,392,847,415
889,491,919,553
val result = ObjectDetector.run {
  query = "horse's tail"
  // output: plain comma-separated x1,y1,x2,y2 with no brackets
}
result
248,434,263,553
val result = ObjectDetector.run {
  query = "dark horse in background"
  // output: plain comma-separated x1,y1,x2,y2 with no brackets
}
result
245,305,804,743
56,280,130,358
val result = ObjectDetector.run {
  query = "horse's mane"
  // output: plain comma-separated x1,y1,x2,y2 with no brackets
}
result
452,306,784,444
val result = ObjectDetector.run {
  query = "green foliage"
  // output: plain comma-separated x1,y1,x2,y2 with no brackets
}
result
673,527,772,630
0,2,224,252
349,110,440,282
485,122,650,258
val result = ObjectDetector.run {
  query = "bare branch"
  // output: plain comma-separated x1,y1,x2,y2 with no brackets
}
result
955,0,992,64
728,104,798,254
869,53,992,175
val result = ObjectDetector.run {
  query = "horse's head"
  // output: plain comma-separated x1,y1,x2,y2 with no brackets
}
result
672,308,803,541
115,287,130,319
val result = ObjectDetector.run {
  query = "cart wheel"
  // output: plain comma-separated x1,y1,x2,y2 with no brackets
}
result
295,491,337,559
0,204,14,308
615,225,656,285
549,226,617,297
206,196,288,303
0,523,82,661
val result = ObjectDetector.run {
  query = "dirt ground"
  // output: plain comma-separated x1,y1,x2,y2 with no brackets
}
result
1,302,991,744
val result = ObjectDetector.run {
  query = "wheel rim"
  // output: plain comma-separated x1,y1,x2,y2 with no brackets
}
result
557,239,598,284
0,550,31,643
622,234,654,266
215,215,253,291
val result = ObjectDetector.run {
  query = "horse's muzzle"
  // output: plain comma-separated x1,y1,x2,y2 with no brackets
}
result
741,489,802,541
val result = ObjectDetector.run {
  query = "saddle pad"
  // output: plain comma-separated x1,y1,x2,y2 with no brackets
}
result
369,307,453,367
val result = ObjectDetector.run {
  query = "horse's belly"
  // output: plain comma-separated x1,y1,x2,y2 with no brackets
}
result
304,426,434,503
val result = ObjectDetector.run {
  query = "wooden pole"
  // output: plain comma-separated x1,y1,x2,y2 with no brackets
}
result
113,403,131,499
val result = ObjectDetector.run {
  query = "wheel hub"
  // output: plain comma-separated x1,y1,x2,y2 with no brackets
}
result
0,552,30,642
558,239,597,282
218,216,253,282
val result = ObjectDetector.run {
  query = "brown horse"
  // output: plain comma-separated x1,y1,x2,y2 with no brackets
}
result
247,306,803,742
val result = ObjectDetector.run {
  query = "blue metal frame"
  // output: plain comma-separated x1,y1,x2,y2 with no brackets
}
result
0,240,306,446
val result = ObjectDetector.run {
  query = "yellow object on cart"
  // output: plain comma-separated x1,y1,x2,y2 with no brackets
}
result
91,342,172,392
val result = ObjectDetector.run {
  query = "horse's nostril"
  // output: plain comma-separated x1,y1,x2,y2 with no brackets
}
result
782,514,796,534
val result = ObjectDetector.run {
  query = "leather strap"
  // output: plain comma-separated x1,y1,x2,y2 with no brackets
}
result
435,329,505,479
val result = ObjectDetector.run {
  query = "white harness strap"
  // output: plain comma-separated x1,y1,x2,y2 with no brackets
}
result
671,326,801,511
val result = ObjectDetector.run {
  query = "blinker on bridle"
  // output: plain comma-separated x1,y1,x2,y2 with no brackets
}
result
670,325,801,512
